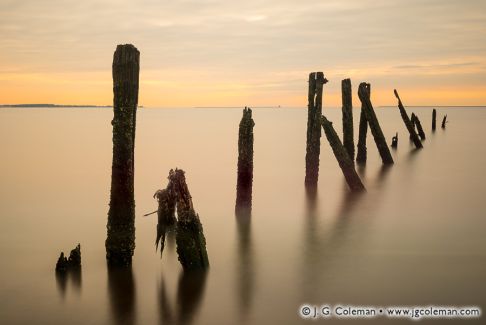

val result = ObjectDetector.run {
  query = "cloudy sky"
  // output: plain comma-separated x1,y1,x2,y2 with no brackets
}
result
1,0,485,107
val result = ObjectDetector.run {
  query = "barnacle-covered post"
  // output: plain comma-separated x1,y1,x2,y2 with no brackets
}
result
321,115,365,192
305,72,328,188
341,78,354,161
393,90,422,149
170,169,209,270
106,44,140,266
432,109,437,131
358,83,394,165
356,84,370,164
235,107,255,217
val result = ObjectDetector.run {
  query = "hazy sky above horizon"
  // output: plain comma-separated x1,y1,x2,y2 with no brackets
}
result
1,0,486,107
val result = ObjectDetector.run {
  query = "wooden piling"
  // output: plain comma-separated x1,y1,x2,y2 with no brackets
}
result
305,72,328,188
341,79,355,161
106,44,140,266
413,113,426,140
432,109,437,131
442,115,447,129
153,185,176,255
356,84,369,164
235,107,255,217
321,115,365,192
169,169,209,271
358,83,394,165
393,89,423,149
391,132,398,148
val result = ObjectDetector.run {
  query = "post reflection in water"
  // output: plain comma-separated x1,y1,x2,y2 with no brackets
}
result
55,267,82,298
107,266,136,325
158,270,208,325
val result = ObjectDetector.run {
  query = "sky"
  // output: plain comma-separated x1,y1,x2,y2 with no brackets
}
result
1,0,486,107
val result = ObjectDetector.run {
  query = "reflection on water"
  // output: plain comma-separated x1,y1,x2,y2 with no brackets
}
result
158,270,208,325
55,268,82,298
107,266,136,325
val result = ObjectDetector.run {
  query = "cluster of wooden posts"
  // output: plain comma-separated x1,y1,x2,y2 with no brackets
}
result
57,44,449,272
305,72,448,193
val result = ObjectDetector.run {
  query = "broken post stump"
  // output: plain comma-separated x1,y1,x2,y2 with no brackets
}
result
341,78,355,161
393,89,423,149
413,113,426,140
169,169,209,271
356,84,370,164
153,186,176,255
391,132,398,148
106,44,140,266
55,244,81,272
235,107,255,217
305,72,328,188
442,114,447,129
321,115,365,192
432,109,437,131
358,83,394,165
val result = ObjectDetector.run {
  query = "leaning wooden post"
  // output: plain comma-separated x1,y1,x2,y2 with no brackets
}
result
321,115,365,192
432,109,437,131
235,107,255,217
358,83,394,165
170,169,209,270
305,72,328,188
356,84,369,164
341,78,354,161
413,113,426,140
106,44,140,266
442,115,447,129
393,89,423,149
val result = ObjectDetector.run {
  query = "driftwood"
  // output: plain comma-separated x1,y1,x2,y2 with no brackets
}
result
106,44,140,266
358,83,394,165
356,84,369,164
305,72,328,187
442,114,448,129
321,115,365,192
393,90,423,149
341,78,354,161
391,132,398,148
432,108,437,131
235,107,255,217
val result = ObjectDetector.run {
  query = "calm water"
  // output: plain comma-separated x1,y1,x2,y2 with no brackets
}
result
0,106,485,325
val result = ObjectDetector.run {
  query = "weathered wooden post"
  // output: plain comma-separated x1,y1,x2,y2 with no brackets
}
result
341,78,354,161
432,109,437,131
391,132,398,148
356,84,369,164
413,113,426,140
235,107,255,217
357,83,394,165
393,89,423,149
106,44,140,266
321,115,365,192
442,115,447,129
153,183,177,255
305,72,328,187
169,169,209,270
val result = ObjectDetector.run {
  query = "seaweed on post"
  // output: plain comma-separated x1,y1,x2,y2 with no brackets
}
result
106,44,140,266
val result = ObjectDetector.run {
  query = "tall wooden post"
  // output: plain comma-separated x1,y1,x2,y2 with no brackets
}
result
356,84,369,164
432,109,437,131
305,72,328,188
236,107,255,217
393,89,423,149
358,83,394,165
341,78,354,161
106,44,140,266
